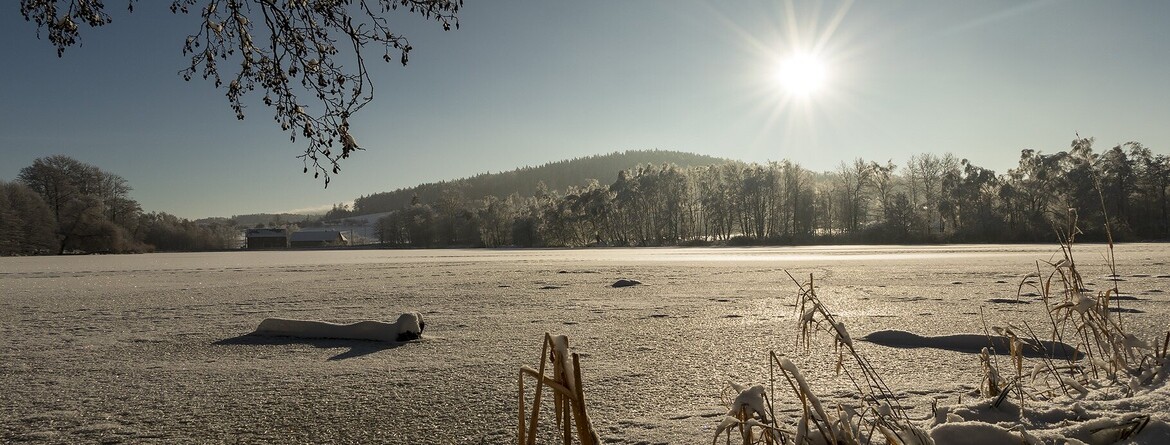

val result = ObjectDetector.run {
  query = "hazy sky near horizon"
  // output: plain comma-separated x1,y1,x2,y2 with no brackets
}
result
2,1,1168,219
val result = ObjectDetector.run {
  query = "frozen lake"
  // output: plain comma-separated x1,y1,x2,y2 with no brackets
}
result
0,244,1079,273
2,244,1168,443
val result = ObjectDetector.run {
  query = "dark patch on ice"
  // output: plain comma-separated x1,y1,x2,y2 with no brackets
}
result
951,281,964,285
723,314,743,318
1108,307,1145,314
709,298,732,303
894,296,932,302
498,285,511,288
563,321,578,325
1020,292,1040,297
668,412,724,420
995,280,1008,284
986,298,1030,304
860,330,1081,359
1111,295,1142,301
648,314,669,318
1132,274,1151,278
1157,275,1170,279
1106,277,1126,282
540,285,563,290
611,279,643,288
1145,289,1163,293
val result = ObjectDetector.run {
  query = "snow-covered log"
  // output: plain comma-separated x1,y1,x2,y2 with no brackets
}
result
252,312,424,342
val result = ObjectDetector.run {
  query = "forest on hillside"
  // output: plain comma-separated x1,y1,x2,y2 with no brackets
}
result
343,150,727,216
2,138,1168,255
365,138,1168,248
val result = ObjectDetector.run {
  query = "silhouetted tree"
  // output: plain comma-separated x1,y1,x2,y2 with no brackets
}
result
476,195,514,247
835,158,872,233
0,181,57,255
1098,144,1136,235
375,211,407,246
139,212,235,251
947,159,1001,240
1129,146,1170,238
870,160,898,226
907,153,944,236
17,155,145,253
403,201,435,247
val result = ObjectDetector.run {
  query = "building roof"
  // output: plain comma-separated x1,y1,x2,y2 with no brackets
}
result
246,228,288,238
290,230,348,242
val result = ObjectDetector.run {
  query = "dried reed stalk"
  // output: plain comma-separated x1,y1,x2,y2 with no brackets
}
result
518,333,600,445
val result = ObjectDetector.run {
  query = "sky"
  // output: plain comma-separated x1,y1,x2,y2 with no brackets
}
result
2,1,1169,219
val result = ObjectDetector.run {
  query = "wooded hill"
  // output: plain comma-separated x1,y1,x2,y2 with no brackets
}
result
345,137,1168,248
347,150,727,216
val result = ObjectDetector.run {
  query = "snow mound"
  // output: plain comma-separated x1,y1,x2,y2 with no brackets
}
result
611,278,642,288
930,374,1170,444
252,312,424,342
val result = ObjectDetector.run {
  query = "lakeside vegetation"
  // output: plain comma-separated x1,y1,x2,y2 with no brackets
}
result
2,138,1167,255
355,138,1168,248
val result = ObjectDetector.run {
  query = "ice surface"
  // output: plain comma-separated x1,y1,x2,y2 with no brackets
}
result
2,244,1168,443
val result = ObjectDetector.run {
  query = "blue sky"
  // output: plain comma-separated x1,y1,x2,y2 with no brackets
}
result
2,1,1168,218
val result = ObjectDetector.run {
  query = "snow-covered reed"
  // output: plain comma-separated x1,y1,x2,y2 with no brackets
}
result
713,214,1170,444
518,333,601,445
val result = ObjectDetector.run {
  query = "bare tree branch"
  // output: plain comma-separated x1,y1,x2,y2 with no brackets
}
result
19,0,462,187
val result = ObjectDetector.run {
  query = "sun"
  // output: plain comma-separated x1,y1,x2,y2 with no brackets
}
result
775,53,828,97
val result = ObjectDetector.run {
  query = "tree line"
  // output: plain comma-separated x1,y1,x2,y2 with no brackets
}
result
3,138,1166,254
371,137,1168,248
1,155,237,255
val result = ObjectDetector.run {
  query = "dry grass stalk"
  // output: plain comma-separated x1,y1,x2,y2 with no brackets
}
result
987,207,1168,443
715,273,932,445
518,333,600,445
712,204,1167,444
787,272,932,445
1018,208,1168,396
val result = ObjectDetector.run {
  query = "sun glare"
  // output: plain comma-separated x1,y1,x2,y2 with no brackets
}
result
775,53,827,97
